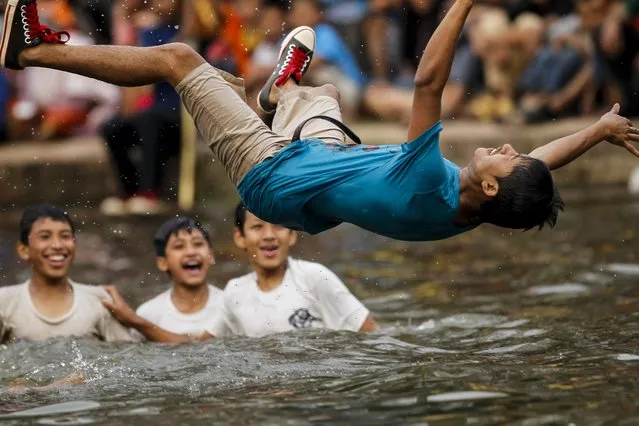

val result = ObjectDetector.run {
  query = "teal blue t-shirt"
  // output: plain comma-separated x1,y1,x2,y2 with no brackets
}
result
237,122,474,241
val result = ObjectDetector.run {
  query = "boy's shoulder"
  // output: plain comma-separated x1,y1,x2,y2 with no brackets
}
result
0,282,27,308
288,258,334,277
0,282,26,295
71,282,110,301
136,287,172,317
224,272,257,295
207,283,223,297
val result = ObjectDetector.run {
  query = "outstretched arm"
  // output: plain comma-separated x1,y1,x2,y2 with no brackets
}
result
102,286,213,343
407,0,474,141
530,104,639,171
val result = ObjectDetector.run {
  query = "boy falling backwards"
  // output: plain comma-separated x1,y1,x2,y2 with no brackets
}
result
3,0,638,241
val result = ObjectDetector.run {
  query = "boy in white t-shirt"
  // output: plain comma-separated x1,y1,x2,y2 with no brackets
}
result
102,205,377,341
133,217,223,337
0,204,133,344
208,203,378,337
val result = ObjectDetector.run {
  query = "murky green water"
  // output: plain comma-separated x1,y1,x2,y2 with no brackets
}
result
1,189,639,425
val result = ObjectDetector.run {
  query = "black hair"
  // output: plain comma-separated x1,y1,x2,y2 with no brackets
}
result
19,204,75,245
479,156,564,230
264,0,290,10
234,202,248,234
153,217,212,257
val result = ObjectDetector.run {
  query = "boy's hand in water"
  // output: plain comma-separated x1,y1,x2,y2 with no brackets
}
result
600,103,639,157
102,286,140,327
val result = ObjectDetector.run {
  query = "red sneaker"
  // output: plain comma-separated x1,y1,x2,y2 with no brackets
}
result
0,0,69,69
257,26,315,114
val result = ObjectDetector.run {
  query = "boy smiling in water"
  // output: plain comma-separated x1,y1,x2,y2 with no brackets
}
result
207,203,378,337
0,204,133,343
133,217,223,337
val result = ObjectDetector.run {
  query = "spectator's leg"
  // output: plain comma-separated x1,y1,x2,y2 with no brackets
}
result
21,43,288,185
155,111,182,195
128,107,181,196
364,1,392,80
272,84,349,145
542,48,583,93
100,115,139,196
441,44,483,119
363,84,414,123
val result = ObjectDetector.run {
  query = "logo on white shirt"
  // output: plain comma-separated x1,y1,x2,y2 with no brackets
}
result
288,308,322,329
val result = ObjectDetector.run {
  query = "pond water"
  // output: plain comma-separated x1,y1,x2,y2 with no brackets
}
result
1,189,639,425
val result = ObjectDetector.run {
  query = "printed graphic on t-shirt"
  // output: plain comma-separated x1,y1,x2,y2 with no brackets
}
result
288,308,322,329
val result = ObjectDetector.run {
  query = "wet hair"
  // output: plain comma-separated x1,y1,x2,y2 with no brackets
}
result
479,156,564,230
20,204,75,245
234,202,248,235
153,217,211,257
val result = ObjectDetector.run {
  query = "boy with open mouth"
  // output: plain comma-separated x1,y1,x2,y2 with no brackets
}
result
0,204,134,343
132,217,223,338
206,203,378,337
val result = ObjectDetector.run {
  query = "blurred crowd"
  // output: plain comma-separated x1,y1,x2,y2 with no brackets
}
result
0,0,636,213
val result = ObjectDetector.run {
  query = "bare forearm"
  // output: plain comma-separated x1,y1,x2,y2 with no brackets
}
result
529,121,607,170
359,315,379,333
414,0,474,89
130,317,192,343
365,13,390,79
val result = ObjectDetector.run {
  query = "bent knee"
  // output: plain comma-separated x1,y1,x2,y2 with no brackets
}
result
317,84,341,103
161,43,201,65
157,43,205,83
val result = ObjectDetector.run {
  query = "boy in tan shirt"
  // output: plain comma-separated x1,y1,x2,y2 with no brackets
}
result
0,204,133,343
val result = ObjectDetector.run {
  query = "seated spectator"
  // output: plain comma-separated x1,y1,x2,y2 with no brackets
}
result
203,0,266,77
99,2,182,216
134,217,222,337
445,5,588,123
6,1,118,140
208,204,378,337
466,9,520,121
582,0,639,117
0,205,133,344
101,205,378,342
320,0,369,60
514,12,590,122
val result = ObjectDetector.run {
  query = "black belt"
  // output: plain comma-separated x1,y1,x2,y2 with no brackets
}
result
291,115,362,145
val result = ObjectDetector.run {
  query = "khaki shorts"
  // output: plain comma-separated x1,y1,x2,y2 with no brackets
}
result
176,63,348,185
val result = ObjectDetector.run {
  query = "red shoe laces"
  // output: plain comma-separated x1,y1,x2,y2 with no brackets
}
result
23,2,70,44
275,46,309,86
